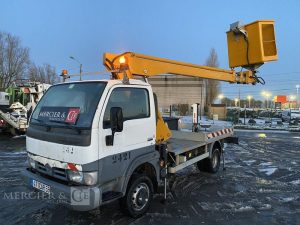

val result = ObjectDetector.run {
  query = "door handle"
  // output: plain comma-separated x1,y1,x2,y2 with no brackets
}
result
147,137,153,141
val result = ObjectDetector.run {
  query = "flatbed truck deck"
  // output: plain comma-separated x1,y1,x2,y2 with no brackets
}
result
166,126,233,173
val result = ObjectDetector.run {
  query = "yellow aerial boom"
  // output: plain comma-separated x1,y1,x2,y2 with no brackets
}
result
102,20,277,144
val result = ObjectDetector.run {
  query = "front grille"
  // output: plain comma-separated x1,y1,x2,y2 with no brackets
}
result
36,162,68,181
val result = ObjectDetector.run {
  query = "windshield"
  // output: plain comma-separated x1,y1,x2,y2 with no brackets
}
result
31,82,106,128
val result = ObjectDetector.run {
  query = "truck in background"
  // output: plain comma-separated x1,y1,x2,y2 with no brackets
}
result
0,81,50,135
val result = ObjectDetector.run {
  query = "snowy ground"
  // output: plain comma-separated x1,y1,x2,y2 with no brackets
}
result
0,131,299,225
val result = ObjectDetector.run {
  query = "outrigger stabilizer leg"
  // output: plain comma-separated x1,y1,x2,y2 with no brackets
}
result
159,143,168,204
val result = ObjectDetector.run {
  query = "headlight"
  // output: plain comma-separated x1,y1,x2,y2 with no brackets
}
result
68,170,98,186
68,170,83,183
83,171,98,186
28,157,36,169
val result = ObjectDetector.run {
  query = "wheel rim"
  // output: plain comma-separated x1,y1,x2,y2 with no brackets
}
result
212,149,219,168
131,182,150,211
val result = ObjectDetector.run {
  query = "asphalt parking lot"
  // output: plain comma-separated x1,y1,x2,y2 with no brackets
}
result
0,130,299,225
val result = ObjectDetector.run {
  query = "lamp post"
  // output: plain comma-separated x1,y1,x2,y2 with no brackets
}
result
218,94,224,104
247,95,252,108
296,84,299,109
289,95,296,109
261,91,271,109
70,56,83,81
289,95,296,122
234,98,238,107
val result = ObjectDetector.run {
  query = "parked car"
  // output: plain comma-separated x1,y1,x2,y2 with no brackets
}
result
282,109,300,122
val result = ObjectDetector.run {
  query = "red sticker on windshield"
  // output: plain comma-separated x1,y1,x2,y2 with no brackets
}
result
65,108,80,124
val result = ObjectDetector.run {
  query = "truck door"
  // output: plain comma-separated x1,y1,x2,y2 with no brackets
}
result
99,85,156,159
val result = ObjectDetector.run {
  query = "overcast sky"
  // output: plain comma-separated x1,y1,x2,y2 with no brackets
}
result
1,0,299,100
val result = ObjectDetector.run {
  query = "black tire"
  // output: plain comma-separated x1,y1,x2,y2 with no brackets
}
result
197,147,221,173
9,127,17,136
119,174,154,218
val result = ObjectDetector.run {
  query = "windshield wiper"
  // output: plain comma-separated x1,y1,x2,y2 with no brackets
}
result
30,118,52,131
48,120,82,134
31,118,45,124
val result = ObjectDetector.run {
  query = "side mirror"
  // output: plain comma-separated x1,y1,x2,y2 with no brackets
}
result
106,107,123,146
110,107,123,132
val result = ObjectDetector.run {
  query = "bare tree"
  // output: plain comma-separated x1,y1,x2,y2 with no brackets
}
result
204,48,221,109
0,31,30,89
28,63,58,84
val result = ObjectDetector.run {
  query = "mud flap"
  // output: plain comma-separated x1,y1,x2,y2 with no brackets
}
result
224,136,239,144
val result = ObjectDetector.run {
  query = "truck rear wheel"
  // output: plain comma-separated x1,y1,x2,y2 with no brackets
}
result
197,147,221,173
119,174,154,218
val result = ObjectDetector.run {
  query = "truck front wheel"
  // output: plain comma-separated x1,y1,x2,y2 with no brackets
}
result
197,147,221,173
119,174,154,218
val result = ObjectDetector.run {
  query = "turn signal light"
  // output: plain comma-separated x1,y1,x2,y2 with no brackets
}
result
61,69,68,76
119,56,126,64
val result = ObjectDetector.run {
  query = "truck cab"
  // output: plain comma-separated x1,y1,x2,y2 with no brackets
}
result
23,79,160,216
0,92,9,111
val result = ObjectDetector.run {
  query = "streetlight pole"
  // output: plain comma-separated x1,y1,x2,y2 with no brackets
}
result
262,91,271,109
218,94,224,104
79,63,82,81
234,98,238,107
70,56,83,81
247,96,252,108
296,84,299,109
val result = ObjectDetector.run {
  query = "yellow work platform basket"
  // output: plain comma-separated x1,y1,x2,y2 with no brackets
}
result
227,20,277,69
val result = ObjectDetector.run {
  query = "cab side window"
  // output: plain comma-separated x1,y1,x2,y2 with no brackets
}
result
103,87,150,128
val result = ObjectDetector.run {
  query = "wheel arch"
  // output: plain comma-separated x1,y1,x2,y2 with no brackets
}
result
121,152,160,195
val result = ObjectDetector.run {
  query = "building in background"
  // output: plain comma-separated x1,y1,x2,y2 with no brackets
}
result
148,75,206,116
274,95,287,109
210,104,227,120
274,95,298,109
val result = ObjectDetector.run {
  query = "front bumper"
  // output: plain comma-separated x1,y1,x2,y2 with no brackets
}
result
21,169,102,211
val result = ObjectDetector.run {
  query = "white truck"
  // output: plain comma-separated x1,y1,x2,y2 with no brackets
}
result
0,82,50,135
22,20,277,217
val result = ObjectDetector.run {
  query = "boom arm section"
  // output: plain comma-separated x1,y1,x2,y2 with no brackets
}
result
103,51,267,144
104,52,257,84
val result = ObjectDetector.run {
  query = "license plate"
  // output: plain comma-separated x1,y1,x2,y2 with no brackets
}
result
31,179,51,194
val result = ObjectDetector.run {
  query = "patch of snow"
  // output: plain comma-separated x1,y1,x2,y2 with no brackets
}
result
290,180,300,185
279,197,297,203
234,206,255,212
258,204,272,210
12,135,26,139
258,167,278,176
244,160,256,166
259,162,273,166
256,178,273,185
258,188,279,193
